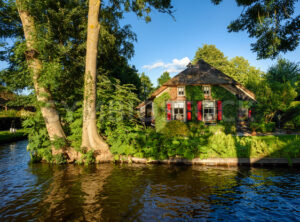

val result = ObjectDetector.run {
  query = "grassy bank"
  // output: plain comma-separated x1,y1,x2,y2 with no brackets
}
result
0,129,27,144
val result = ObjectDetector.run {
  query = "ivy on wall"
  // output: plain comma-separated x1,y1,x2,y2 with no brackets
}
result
211,86,238,123
153,86,239,131
186,86,204,122
153,92,170,132
185,86,205,101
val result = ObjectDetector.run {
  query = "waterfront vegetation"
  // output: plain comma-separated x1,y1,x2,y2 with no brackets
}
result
108,122,300,161
0,129,27,144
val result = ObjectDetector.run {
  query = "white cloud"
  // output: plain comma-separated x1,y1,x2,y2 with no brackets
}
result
142,61,165,70
142,57,191,73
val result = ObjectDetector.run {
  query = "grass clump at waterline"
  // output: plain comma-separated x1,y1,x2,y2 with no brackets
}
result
0,129,27,144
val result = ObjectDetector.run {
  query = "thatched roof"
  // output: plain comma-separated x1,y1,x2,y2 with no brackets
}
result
163,60,237,86
137,60,256,109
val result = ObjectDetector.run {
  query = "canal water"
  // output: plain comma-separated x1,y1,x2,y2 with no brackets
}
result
1,140,300,221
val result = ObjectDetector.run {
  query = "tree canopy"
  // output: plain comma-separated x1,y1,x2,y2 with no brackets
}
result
157,71,171,87
193,44,263,89
139,72,154,101
212,0,300,59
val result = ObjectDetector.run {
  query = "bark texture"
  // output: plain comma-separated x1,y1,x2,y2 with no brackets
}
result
82,0,112,161
16,0,66,155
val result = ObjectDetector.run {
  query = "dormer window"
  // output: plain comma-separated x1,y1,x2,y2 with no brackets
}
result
203,86,211,97
178,86,185,96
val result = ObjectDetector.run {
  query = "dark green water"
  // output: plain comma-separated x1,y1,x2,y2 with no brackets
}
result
1,140,300,221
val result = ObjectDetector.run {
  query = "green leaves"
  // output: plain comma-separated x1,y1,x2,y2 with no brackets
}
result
157,71,171,87
193,44,263,87
212,0,300,59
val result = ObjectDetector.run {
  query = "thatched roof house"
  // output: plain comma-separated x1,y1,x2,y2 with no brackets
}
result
138,60,256,128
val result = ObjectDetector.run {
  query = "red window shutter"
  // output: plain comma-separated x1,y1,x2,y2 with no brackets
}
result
186,101,192,121
167,112,171,120
197,101,202,121
187,112,192,121
187,102,192,111
217,101,222,121
166,102,172,120
167,103,171,111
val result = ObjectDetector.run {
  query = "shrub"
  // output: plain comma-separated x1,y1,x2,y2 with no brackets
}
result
265,122,276,132
207,125,225,135
284,121,295,130
161,120,190,138
250,122,275,133
292,116,300,131
187,122,206,137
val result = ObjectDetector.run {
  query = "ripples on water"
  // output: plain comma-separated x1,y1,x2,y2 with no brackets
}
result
1,141,300,221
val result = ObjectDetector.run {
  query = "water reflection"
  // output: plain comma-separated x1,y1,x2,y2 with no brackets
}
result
1,141,300,221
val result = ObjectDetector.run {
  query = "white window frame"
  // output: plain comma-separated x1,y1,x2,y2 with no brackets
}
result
203,85,211,97
202,100,216,122
177,86,185,96
172,101,186,121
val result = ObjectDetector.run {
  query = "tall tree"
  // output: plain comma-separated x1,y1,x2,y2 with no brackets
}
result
15,0,66,156
266,58,300,86
82,0,112,160
139,72,154,101
81,0,173,159
212,0,300,59
157,71,171,87
193,44,232,75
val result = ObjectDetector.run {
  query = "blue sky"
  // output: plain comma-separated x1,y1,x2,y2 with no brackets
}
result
121,0,300,86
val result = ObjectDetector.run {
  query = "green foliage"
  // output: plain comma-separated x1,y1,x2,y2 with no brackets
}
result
0,129,26,144
65,104,83,152
254,79,297,123
139,72,154,101
212,0,300,59
53,154,67,165
153,92,170,132
160,120,190,138
185,86,204,122
0,110,19,117
52,136,67,151
157,71,171,87
22,111,52,162
81,150,95,165
185,85,204,101
292,116,300,131
250,122,276,133
97,74,140,133
107,120,300,160
193,44,263,88
267,59,300,86
211,86,238,122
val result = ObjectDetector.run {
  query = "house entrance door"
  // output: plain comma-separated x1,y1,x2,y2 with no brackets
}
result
203,101,216,122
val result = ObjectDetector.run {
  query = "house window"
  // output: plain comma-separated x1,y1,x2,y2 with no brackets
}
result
177,86,185,96
173,102,185,121
203,86,211,97
203,101,216,122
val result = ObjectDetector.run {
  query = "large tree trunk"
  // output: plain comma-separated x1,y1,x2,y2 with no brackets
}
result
82,0,112,162
16,0,66,156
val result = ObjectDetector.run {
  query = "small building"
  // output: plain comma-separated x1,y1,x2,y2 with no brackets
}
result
137,60,256,131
